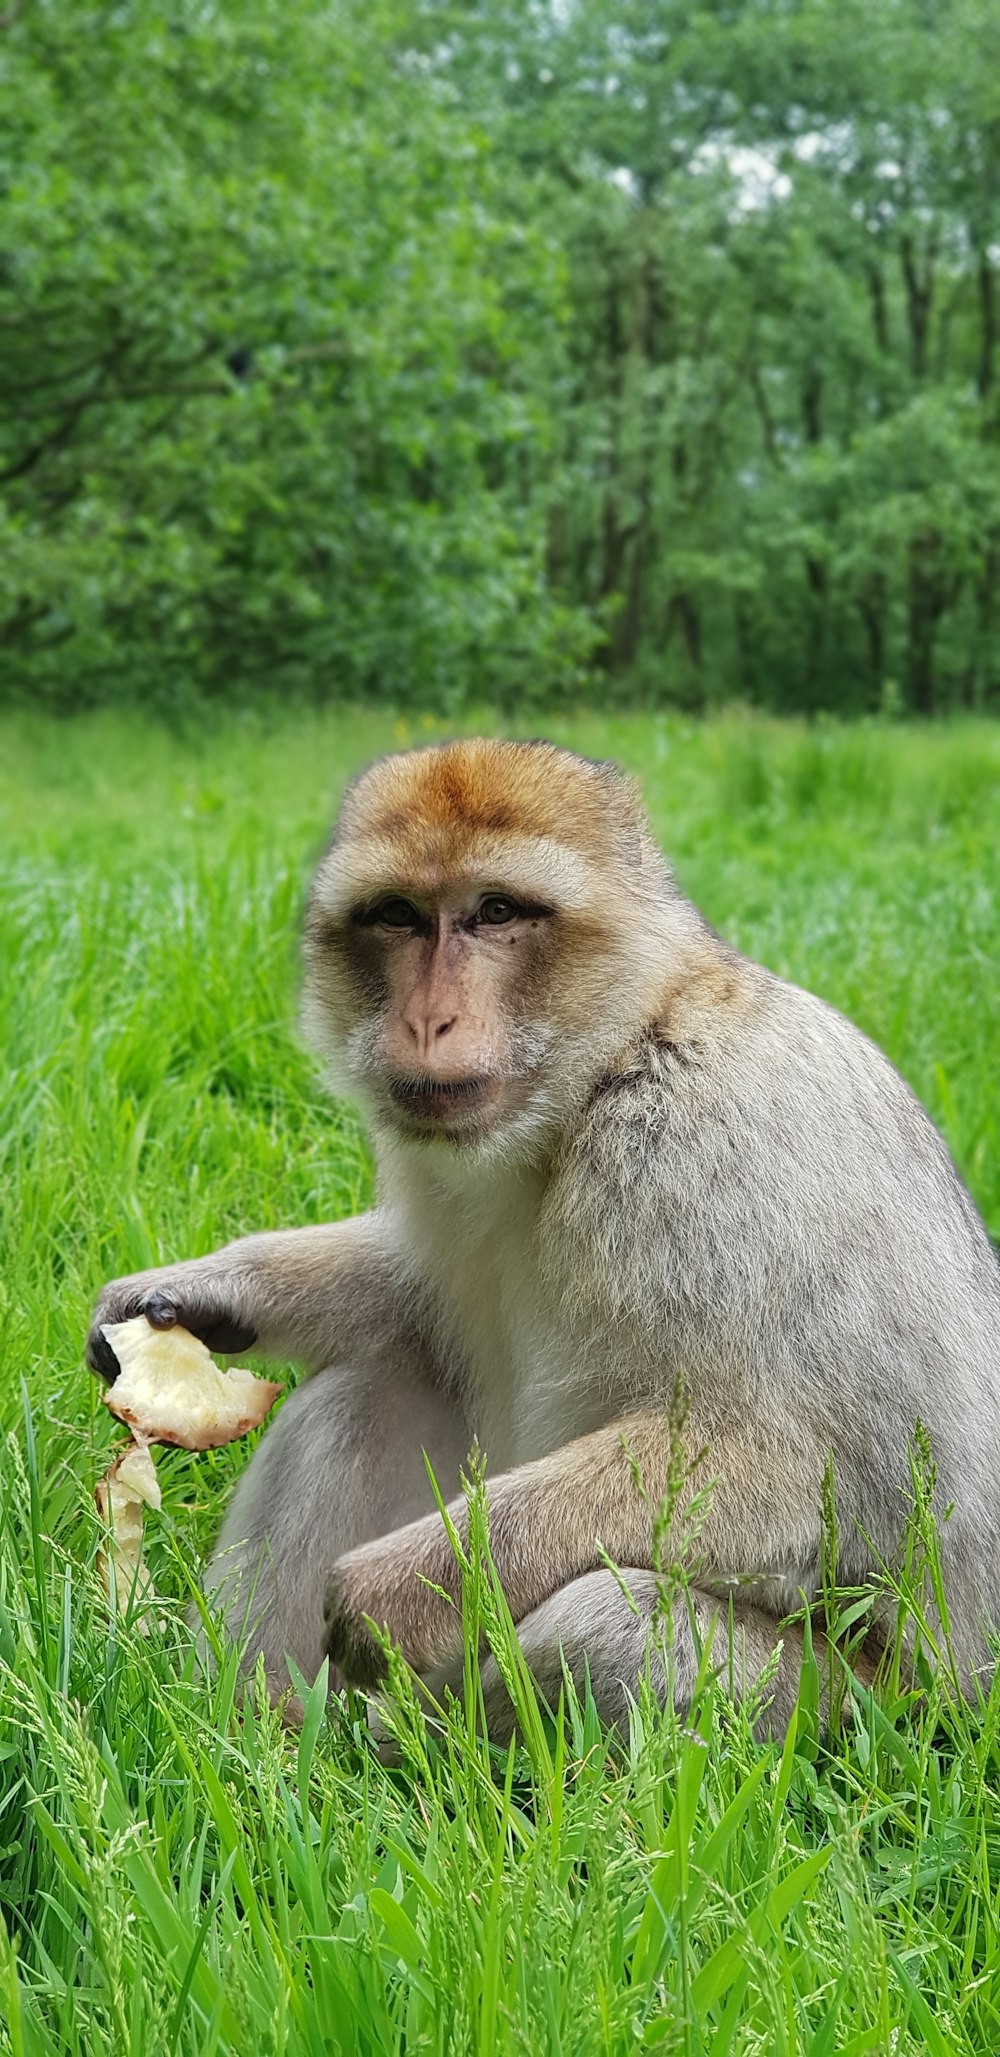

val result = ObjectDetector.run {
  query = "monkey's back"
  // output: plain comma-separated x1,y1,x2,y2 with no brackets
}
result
542,955,1000,1661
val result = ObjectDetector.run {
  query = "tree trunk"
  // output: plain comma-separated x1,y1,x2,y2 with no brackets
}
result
802,362,823,445
977,253,996,401
900,232,936,382
906,538,944,714
597,265,626,669
665,588,703,704
865,261,889,356
972,537,999,707
857,573,887,698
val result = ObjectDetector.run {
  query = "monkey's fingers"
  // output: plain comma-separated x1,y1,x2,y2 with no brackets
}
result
324,1570,389,1692
325,1527,467,1689
88,1292,183,1379
86,1283,257,1382
88,1324,126,1384
145,1292,180,1331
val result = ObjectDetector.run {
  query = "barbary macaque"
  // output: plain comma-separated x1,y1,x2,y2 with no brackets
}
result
88,740,1000,1733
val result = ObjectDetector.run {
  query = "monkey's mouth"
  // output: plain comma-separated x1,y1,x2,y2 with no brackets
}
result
385,1073,499,1130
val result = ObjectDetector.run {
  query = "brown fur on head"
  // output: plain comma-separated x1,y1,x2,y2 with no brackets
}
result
303,738,680,1153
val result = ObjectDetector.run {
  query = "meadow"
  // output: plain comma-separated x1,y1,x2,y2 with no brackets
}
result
1,707,999,2055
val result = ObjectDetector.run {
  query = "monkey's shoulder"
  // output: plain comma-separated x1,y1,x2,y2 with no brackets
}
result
548,964,983,1248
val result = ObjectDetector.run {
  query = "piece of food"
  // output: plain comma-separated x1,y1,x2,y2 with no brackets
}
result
101,1314,281,1449
95,1437,162,1624
94,1318,280,1626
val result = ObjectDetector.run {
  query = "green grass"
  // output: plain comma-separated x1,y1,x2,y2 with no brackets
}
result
1,706,999,2054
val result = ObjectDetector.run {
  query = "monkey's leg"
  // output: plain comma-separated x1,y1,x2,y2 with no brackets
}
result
453,1573,815,1743
203,1359,468,1704
325,1406,830,1689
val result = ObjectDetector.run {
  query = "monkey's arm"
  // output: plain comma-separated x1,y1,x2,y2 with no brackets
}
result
87,1212,412,1381
324,1406,827,1687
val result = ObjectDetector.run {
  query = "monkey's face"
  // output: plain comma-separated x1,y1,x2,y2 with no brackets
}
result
327,881,560,1143
303,739,671,1154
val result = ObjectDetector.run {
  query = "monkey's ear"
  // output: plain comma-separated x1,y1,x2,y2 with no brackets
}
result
561,754,645,870
596,763,648,872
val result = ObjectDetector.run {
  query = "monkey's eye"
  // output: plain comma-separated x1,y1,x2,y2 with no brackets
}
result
477,895,521,926
372,897,422,929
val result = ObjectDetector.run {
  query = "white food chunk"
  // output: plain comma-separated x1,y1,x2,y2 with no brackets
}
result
95,1438,161,1625
111,1439,162,1509
101,1314,281,1449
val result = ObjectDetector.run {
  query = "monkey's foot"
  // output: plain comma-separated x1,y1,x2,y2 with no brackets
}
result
323,1527,463,1687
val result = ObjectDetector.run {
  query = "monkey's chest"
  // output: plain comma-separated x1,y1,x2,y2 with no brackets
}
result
443,1262,619,1468
405,1173,633,1465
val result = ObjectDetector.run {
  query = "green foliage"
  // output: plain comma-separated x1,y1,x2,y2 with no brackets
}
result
0,0,587,708
2,708,1000,2047
4,1,1000,712
437,0,1000,711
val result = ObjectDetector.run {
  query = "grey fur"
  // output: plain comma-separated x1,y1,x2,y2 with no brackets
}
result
87,740,1000,1731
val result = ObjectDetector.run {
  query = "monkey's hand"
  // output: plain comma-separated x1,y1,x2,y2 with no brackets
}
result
325,1407,827,1691
324,1474,545,1686
324,1513,468,1688
88,1216,400,1381
87,1260,258,1384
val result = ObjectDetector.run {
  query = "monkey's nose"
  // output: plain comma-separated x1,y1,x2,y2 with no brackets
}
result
403,1009,458,1061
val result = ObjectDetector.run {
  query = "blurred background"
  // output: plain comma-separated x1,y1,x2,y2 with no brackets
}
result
2,0,999,719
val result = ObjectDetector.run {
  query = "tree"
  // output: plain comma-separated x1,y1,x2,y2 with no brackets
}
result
0,0,587,707
423,0,1000,711
2,0,998,714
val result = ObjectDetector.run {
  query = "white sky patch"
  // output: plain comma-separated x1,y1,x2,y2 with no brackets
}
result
608,166,639,198
692,140,792,211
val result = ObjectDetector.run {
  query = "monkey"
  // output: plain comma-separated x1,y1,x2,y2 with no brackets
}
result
87,738,1000,1737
